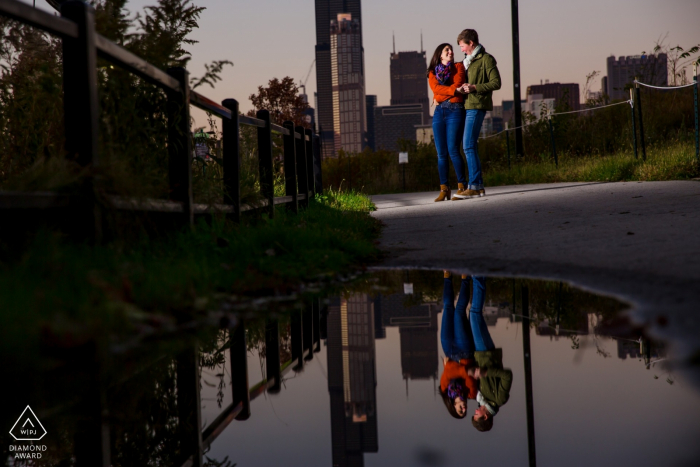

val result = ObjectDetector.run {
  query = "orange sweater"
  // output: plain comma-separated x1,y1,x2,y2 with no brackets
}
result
429,63,466,104
440,359,478,399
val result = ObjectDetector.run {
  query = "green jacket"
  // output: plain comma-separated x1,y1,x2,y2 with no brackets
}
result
474,348,513,411
464,49,501,111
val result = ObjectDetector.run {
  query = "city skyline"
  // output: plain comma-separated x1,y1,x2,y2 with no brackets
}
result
28,0,700,126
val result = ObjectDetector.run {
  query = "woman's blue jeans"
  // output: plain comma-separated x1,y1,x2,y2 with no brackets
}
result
442,276,495,359
469,276,495,351
462,109,487,191
433,104,466,186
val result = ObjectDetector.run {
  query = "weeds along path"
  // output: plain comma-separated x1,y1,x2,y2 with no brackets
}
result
371,181,700,360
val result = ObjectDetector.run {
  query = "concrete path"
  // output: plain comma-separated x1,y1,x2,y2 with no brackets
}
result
371,181,700,361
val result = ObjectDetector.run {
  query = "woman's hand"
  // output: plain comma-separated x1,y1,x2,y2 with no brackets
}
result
443,357,449,367
460,84,477,94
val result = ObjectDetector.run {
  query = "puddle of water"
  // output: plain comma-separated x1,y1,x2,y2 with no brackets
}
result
3,270,699,467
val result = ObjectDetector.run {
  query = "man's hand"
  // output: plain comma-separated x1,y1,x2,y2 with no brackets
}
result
460,84,477,94
468,367,487,379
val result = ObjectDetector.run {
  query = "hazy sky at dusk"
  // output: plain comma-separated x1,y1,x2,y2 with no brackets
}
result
30,0,700,123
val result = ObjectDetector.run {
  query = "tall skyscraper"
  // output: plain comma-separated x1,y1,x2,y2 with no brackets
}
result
365,95,377,151
390,49,430,123
604,54,668,101
326,294,378,466
315,1,365,158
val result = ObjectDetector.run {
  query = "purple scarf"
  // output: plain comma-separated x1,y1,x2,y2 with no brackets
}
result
435,62,452,85
447,379,465,401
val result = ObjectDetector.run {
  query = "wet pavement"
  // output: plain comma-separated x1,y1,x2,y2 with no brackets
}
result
3,270,700,466
371,181,700,364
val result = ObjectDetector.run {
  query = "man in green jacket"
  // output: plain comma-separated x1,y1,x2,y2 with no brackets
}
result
453,29,501,200
464,276,513,432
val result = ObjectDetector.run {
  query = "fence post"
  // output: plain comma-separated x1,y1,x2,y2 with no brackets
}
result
282,121,298,213
222,99,241,222
548,114,558,168
230,322,251,420
312,298,321,353
521,285,537,467
291,309,304,370
629,89,638,160
176,344,203,467
635,79,647,161
303,303,313,361
505,123,511,170
256,110,275,218
61,1,100,240
295,126,309,208
305,128,315,198
694,63,699,165
313,134,323,195
167,67,193,227
265,318,281,393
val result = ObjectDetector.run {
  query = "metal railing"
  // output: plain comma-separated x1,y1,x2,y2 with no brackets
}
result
0,0,323,229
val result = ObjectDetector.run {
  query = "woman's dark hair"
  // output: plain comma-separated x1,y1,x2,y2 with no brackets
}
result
426,43,453,78
439,388,467,419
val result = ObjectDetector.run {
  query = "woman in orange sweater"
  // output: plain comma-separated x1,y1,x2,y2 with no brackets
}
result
439,271,479,419
427,43,467,202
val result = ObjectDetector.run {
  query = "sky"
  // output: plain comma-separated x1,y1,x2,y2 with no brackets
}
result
28,0,700,123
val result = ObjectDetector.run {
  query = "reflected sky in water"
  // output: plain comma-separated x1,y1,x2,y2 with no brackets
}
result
203,274,700,467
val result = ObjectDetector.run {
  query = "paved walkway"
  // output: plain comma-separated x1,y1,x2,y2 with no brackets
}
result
372,181,700,361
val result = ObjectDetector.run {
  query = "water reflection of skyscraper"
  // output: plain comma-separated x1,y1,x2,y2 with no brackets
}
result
373,293,439,380
327,294,378,466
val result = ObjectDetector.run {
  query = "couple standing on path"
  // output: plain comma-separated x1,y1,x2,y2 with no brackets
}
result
439,272,513,432
427,29,501,201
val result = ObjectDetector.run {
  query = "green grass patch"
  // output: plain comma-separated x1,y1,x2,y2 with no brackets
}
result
486,141,699,186
0,190,380,356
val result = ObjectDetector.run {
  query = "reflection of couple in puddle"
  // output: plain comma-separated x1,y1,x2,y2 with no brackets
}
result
439,272,513,431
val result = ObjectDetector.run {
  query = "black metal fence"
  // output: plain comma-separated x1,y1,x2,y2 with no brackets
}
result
0,0,322,234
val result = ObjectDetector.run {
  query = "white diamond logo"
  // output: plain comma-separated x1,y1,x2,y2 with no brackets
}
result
9,406,47,441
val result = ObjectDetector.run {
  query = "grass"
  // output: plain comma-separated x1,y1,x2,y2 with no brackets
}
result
0,189,381,356
485,141,699,187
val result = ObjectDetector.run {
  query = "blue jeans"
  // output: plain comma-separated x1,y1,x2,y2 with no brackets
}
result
463,109,486,191
441,277,474,360
433,104,466,186
469,276,495,351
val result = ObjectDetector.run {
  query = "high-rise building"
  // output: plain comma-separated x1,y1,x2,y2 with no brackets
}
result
526,81,581,111
604,54,668,101
315,1,365,158
390,49,430,123
365,95,377,151
326,294,378,466
373,104,425,151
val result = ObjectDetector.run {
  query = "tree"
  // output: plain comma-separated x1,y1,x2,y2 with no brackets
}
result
248,77,310,128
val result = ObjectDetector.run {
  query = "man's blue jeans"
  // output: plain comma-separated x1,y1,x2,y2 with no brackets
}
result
462,109,487,191
441,277,473,360
469,276,495,351
433,104,466,186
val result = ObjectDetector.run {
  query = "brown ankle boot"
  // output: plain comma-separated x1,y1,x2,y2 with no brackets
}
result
453,183,467,200
434,185,451,202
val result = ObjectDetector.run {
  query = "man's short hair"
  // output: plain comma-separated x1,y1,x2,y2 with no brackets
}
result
472,415,493,432
457,29,479,46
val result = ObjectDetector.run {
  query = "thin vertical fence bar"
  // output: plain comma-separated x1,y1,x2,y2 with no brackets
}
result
303,303,313,361
313,134,323,195
231,323,251,420
283,121,298,213
548,115,557,168
166,66,193,227
694,63,699,165
295,126,309,208
177,344,203,467
265,318,281,393
291,309,303,367
505,123,511,169
635,80,647,161
629,89,638,160
256,109,274,218
222,99,241,222
305,128,315,198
